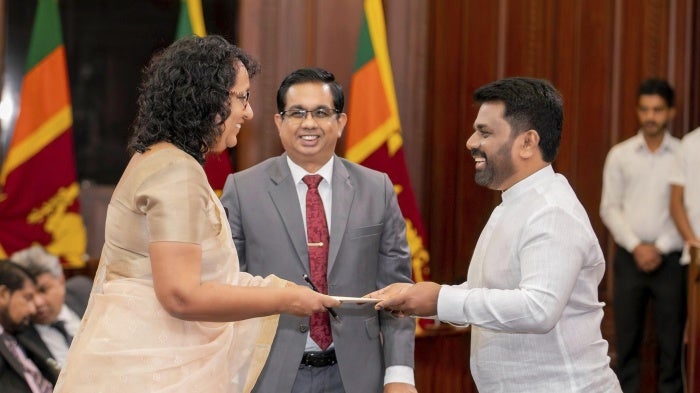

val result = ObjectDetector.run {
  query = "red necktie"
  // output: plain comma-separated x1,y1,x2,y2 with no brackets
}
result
303,174,332,350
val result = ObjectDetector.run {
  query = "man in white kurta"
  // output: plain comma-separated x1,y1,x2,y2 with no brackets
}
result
438,165,619,391
369,77,621,392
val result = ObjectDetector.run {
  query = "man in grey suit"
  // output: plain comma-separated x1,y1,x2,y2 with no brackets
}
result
11,245,91,378
221,68,416,393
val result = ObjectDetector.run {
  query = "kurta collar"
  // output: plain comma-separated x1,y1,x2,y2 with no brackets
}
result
501,165,554,204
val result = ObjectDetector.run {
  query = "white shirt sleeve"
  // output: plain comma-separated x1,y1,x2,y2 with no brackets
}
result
600,147,641,252
438,205,595,333
383,365,415,386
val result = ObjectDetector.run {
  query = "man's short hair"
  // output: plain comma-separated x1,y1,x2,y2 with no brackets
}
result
474,77,563,163
276,67,344,113
637,78,675,107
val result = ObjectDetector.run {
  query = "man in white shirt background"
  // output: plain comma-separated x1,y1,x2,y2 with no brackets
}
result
600,78,685,393
670,126,700,263
10,245,91,372
368,77,621,393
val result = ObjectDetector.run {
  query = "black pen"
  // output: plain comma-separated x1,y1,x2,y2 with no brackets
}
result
302,274,340,322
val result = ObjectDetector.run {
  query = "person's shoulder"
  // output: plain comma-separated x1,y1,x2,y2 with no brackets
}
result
66,275,93,296
14,324,45,350
666,133,682,144
682,127,700,144
606,134,641,159
133,147,203,181
225,156,290,195
614,133,642,149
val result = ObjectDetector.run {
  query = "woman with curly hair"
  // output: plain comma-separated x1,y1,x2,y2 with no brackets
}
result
54,35,338,393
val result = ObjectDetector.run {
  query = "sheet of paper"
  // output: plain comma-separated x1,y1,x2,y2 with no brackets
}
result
331,296,382,304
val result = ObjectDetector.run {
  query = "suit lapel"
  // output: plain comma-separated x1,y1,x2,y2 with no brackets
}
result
16,327,61,383
328,158,354,274
267,155,310,273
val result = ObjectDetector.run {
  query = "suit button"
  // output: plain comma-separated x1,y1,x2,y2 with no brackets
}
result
299,324,309,333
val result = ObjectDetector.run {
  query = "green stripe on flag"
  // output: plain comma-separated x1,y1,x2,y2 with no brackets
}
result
25,0,63,72
176,0,194,38
353,12,374,71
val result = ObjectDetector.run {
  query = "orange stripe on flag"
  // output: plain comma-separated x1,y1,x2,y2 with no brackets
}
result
345,60,402,163
10,47,71,146
345,60,390,147
0,106,72,184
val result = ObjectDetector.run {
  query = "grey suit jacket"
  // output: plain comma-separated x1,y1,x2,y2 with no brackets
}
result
221,154,415,393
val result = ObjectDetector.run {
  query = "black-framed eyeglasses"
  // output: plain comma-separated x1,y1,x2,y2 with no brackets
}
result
279,108,340,122
231,91,250,109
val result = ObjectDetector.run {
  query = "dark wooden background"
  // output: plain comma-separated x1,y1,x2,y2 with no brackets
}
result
2,1,699,392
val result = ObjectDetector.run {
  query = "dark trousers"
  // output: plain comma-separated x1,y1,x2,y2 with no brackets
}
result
613,246,687,393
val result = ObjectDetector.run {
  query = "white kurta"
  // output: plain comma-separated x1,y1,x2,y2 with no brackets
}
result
438,166,621,392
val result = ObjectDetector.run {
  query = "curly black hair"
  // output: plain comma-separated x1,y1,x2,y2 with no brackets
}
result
129,35,260,163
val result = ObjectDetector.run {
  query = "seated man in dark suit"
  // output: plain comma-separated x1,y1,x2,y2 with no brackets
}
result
11,246,91,372
0,259,55,392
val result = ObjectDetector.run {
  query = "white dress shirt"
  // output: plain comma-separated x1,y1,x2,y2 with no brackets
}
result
670,127,700,263
286,156,413,386
600,131,683,254
438,166,621,392
35,305,81,366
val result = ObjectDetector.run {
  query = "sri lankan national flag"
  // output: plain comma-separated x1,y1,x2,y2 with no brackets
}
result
346,0,432,330
176,0,234,196
0,0,86,267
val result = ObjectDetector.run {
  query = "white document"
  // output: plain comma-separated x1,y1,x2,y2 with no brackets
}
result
331,296,382,304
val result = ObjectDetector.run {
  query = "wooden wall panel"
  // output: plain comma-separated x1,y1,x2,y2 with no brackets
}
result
425,0,503,285
415,329,476,392
694,2,700,130
556,0,616,249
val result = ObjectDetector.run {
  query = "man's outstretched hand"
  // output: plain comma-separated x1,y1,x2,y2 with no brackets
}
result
366,281,441,317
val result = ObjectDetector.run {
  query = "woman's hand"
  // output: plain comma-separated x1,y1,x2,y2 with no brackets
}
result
281,284,340,316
